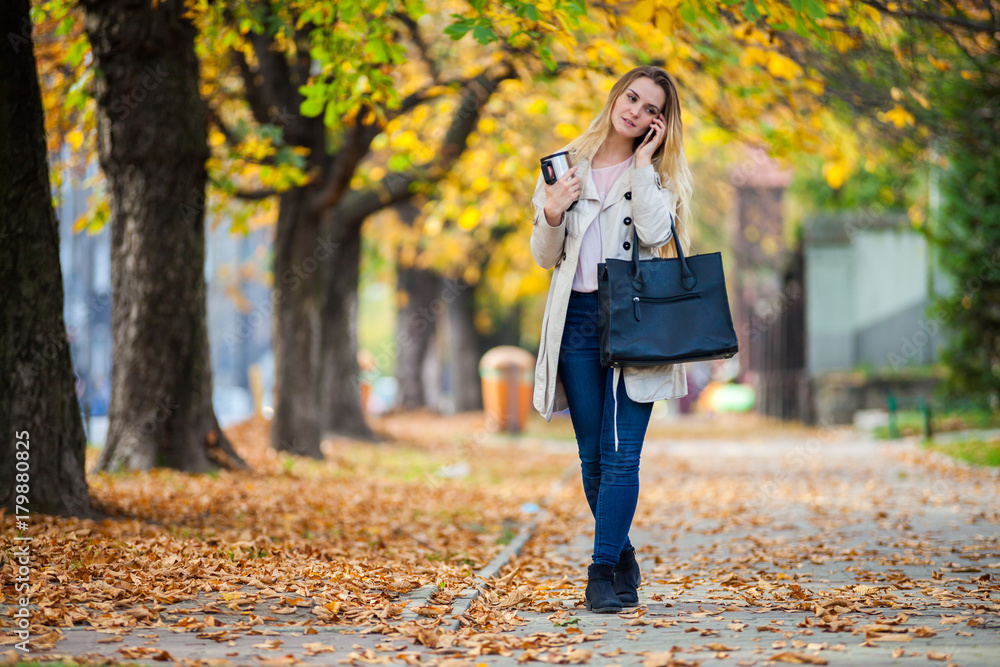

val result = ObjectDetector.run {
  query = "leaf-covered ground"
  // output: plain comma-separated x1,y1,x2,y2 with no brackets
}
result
0,411,576,655
3,412,999,666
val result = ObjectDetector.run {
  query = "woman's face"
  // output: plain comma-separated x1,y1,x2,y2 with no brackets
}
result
610,76,667,141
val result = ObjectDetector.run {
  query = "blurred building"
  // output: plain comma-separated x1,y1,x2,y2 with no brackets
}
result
803,211,945,424
729,152,944,425
804,212,942,373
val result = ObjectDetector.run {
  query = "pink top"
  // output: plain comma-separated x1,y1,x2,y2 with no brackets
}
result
572,156,633,292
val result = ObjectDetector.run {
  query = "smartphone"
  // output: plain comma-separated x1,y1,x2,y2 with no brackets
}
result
633,115,664,151
633,128,653,152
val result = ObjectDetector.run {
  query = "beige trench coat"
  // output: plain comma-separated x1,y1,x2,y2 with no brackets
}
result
530,156,688,421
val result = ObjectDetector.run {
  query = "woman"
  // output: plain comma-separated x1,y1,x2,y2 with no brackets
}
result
529,66,693,613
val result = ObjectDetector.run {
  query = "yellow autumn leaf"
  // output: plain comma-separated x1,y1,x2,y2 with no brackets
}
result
630,0,655,22
832,32,855,53
861,4,881,23
765,52,802,80
555,123,578,140
881,105,915,128
391,130,419,151
72,212,90,233
740,46,769,69
803,79,824,95
458,208,481,230
67,130,84,150
909,88,930,109
824,160,848,190
928,55,951,71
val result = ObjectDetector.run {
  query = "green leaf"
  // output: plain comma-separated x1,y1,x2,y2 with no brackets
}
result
469,0,486,13
324,99,342,129
791,12,809,38
554,617,581,627
472,24,497,44
388,154,412,171
340,0,360,23
65,39,88,67
539,45,555,71
300,95,326,118
275,146,306,170
742,0,761,21
444,19,474,40
229,215,249,236
55,16,74,37
803,0,826,20
679,1,698,25
309,44,329,63
562,0,587,18
364,40,392,64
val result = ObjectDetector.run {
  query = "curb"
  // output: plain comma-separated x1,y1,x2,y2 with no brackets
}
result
398,461,576,631
445,464,575,630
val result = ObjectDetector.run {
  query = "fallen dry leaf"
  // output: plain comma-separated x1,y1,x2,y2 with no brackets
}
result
768,651,828,665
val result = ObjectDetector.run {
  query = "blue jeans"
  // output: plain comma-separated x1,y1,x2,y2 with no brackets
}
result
558,290,652,566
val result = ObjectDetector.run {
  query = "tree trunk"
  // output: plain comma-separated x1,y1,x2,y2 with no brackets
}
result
318,220,374,439
83,0,245,472
448,278,483,412
0,0,95,517
271,187,324,457
394,266,442,410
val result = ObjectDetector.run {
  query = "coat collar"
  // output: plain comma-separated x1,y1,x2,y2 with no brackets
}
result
577,155,635,210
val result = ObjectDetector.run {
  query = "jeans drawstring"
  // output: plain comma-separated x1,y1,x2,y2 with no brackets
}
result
612,366,621,451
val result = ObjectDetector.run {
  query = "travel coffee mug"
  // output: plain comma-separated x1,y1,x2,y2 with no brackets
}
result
540,151,576,211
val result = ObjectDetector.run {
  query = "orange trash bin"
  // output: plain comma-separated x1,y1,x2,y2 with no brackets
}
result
479,346,535,433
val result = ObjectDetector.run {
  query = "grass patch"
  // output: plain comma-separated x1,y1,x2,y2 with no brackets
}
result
924,437,1000,467
875,405,1000,439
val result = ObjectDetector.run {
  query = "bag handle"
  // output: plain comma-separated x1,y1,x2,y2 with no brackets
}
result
631,214,697,292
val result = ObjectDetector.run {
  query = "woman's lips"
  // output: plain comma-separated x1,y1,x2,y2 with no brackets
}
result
622,117,636,128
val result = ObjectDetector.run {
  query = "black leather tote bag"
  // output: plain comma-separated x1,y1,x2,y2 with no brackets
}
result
597,217,739,368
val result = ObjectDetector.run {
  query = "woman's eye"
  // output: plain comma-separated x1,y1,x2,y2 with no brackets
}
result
627,94,636,102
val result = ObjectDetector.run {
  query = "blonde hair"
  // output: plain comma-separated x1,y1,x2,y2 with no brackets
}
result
564,66,693,258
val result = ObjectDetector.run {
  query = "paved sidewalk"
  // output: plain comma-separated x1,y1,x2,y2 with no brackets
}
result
464,433,1000,666
18,430,1000,666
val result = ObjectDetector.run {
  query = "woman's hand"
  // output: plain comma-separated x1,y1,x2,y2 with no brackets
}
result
543,166,580,226
635,113,666,168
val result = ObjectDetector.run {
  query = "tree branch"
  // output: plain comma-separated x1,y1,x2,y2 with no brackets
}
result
232,187,278,201
310,114,384,213
858,0,998,34
205,104,241,147
393,12,442,84
308,71,508,214
232,48,273,127
329,62,518,232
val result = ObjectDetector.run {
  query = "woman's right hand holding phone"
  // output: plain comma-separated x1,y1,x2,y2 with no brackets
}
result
543,166,580,226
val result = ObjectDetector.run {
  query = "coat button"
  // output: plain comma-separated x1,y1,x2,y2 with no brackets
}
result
623,216,632,225
562,252,567,260
623,241,631,251
624,192,632,200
